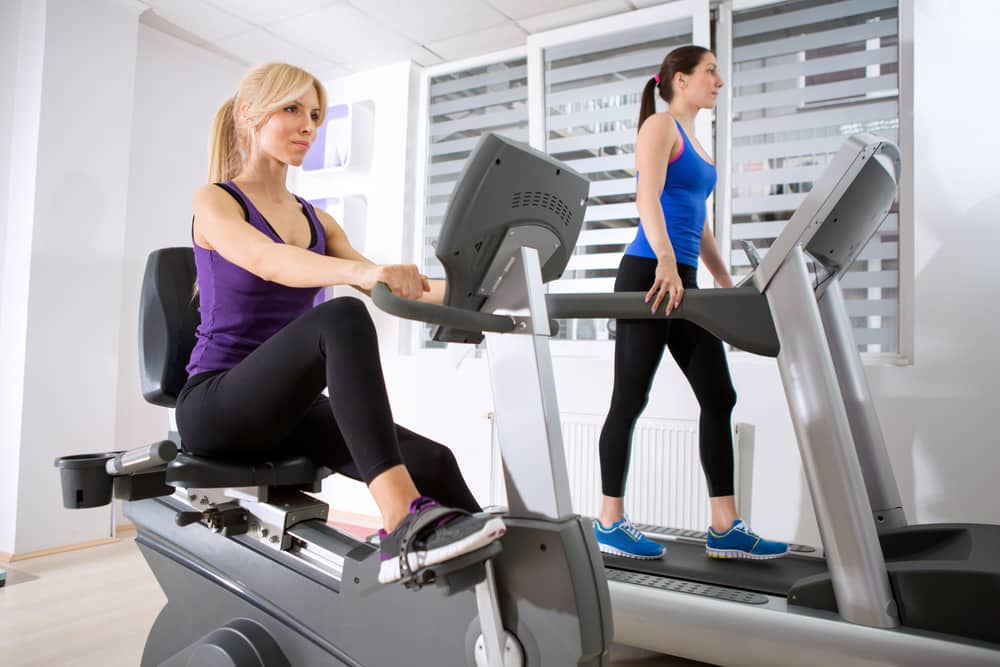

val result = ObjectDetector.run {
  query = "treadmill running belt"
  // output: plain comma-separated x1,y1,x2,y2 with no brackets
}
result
603,539,828,597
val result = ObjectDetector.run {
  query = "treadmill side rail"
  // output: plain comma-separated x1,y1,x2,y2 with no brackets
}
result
768,247,898,629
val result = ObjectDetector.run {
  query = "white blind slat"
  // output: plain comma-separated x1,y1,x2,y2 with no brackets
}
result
547,45,669,86
733,192,807,215
735,46,896,87
431,108,529,138
844,298,899,317
430,128,529,157
734,74,897,113
548,278,617,294
577,227,637,247
734,0,895,38
733,100,898,138
564,153,635,174
850,327,898,346
838,270,897,289
730,241,898,266
733,18,897,62
431,86,527,116
583,202,638,223
548,129,637,154
426,181,456,197
431,64,527,96
732,165,826,187
566,252,625,271
549,104,640,131
733,129,898,163
588,177,637,198
547,76,647,107
732,213,898,241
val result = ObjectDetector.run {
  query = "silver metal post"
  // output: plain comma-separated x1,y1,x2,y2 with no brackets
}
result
474,560,506,666
817,279,907,532
483,246,575,520
767,247,897,628
713,0,734,279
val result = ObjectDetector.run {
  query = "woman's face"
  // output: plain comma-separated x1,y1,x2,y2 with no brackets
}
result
677,53,724,109
254,85,321,167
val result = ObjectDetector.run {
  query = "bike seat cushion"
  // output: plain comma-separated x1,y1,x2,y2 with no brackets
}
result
165,454,329,489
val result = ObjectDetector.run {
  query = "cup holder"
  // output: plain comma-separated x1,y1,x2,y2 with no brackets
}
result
55,452,122,509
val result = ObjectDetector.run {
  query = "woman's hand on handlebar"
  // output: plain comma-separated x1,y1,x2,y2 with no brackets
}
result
646,258,684,315
362,264,430,300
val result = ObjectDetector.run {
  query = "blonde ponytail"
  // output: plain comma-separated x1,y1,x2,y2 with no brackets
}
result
208,96,239,183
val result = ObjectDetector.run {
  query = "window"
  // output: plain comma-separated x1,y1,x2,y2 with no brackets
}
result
417,53,529,348
413,0,908,357
542,19,697,341
726,0,902,353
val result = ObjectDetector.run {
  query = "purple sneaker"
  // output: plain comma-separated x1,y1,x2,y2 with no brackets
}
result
377,497,506,585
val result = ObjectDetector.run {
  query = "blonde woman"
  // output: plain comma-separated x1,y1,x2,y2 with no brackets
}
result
175,63,504,585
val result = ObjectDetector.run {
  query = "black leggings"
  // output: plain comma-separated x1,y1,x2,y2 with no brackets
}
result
175,296,479,513
599,255,737,498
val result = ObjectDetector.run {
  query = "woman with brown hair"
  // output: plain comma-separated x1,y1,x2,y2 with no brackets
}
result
593,46,788,562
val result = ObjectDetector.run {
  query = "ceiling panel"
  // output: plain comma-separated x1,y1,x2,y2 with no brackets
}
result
215,28,342,79
484,0,592,20
517,0,631,33
408,45,445,67
349,0,508,44
204,0,339,26
426,22,526,61
143,0,254,41
141,0,661,75
270,3,417,69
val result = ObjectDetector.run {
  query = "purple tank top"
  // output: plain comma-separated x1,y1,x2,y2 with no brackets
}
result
186,181,327,376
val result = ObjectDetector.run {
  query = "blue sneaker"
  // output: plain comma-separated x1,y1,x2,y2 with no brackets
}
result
594,516,665,560
706,519,789,560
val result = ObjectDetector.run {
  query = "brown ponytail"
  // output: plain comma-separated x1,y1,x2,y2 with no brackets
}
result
638,77,660,133
637,45,712,131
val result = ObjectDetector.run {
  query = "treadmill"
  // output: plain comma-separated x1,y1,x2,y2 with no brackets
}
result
376,132,1000,666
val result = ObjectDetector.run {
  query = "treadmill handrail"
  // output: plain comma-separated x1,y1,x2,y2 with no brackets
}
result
371,283,517,334
546,288,779,357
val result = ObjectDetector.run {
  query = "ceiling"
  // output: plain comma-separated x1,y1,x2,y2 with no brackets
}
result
137,0,674,79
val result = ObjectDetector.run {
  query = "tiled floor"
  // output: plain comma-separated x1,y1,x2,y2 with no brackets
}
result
0,533,710,666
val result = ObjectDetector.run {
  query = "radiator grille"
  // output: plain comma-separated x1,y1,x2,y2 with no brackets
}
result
489,413,754,531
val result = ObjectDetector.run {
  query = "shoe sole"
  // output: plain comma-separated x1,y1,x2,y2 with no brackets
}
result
597,542,665,560
705,547,789,560
378,517,507,584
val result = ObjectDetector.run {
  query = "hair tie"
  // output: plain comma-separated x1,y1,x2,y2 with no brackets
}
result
654,73,661,84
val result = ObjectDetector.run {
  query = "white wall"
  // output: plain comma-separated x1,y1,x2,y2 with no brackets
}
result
865,0,1000,526
112,24,244,523
0,0,146,555
0,0,38,556
1,2,243,555
372,0,1000,547
0,0,21,327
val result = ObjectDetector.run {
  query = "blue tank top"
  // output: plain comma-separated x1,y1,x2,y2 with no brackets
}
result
187,181,328,376
625,119,717,268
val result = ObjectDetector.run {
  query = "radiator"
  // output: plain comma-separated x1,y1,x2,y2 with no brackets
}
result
489,412,754,531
